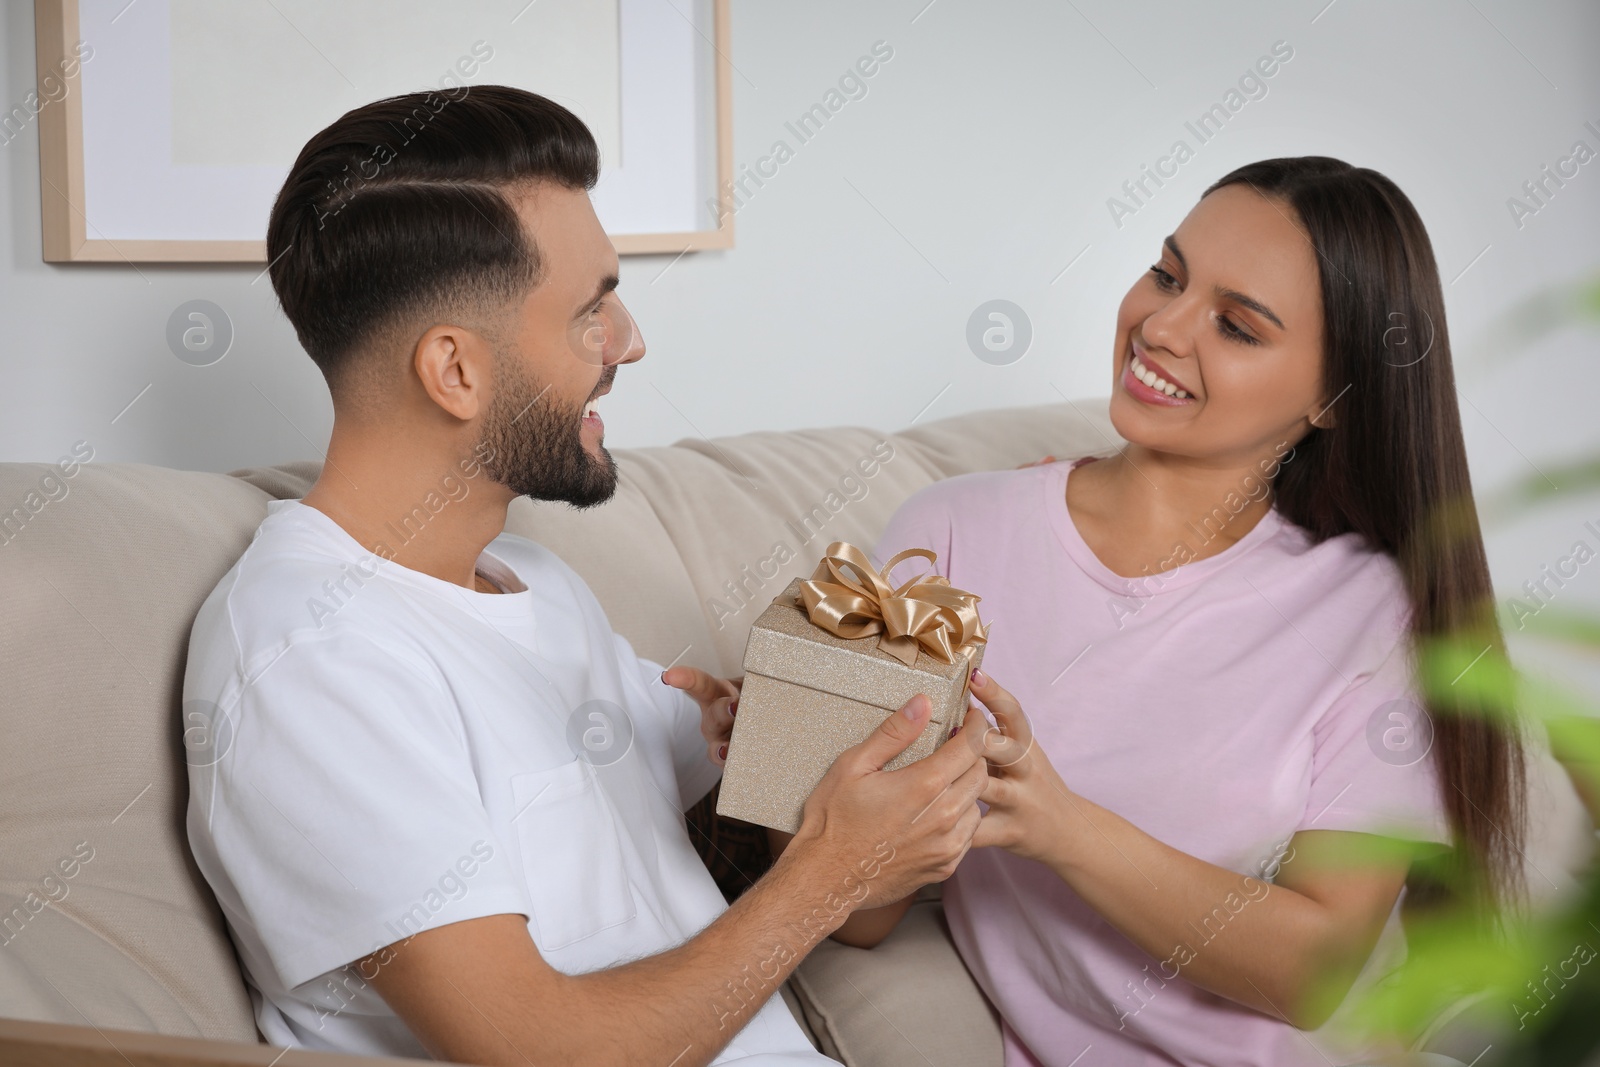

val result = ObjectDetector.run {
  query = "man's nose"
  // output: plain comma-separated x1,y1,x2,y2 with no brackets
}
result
608,302,645,366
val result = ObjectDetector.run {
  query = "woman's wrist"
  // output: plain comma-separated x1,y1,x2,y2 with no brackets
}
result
1037,782,1101,880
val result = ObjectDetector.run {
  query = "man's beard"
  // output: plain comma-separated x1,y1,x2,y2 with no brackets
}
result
473,353,618,508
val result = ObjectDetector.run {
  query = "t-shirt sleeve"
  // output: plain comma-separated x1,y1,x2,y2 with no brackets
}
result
1298,627,1452,847
610,630,723,812
195,632,533,990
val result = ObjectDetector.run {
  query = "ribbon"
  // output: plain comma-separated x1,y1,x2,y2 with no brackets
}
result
794,541,987,667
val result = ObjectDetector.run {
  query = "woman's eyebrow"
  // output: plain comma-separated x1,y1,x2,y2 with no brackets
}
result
1165,235,1285,330
1163,235,1187,270
1217,286,1284,330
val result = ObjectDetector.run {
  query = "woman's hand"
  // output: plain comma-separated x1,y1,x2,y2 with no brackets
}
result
661,666,742,766
964,668,1416,1028
967,669,1076,866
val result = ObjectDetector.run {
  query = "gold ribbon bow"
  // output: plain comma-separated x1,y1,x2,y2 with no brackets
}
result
795,541,987,667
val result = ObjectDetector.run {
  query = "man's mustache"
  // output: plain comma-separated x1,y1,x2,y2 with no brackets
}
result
587,366,617,403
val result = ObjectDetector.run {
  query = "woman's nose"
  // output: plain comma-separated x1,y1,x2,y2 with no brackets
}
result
1140,298,1200,360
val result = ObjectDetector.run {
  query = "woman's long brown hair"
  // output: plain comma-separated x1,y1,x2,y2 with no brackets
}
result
1205,157,1527,919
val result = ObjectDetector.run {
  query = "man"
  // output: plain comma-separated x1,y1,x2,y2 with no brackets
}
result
182,85,987,1066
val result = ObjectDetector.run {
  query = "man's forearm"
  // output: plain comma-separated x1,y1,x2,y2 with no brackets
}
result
557,836,895,1066
768,824,912,948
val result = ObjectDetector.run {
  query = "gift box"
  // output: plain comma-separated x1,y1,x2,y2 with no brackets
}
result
717,542,987,834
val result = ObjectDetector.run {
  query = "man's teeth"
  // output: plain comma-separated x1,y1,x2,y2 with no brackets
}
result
583,400,599,419
1131,355,1190,399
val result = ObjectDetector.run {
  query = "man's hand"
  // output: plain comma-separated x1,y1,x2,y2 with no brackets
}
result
661,666,741,766
781,696,988,911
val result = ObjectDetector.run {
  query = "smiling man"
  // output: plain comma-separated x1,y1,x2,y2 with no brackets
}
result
180,86,987,1065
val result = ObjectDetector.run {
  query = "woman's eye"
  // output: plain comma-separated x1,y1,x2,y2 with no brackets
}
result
1217,315,1260,346
1147,264,1260,345
1147,264,1178,291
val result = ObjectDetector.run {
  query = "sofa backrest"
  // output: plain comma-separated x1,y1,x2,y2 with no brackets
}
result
0,400,1117,1041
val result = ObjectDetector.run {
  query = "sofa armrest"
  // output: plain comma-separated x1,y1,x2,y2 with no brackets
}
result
0,1017,453,1067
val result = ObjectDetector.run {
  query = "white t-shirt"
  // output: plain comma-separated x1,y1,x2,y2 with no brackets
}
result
183,498,824,1063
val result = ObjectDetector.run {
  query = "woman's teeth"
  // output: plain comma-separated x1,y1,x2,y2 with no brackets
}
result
1131,355,1190,399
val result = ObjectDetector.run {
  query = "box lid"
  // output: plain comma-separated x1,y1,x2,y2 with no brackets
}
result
740,579,981,720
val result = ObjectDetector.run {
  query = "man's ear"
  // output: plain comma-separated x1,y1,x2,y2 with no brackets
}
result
414,323,489,421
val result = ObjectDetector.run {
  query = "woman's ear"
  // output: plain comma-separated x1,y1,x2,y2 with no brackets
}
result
1309,396,1339,430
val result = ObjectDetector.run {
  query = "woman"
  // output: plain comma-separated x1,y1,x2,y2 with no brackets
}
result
793,158,1527,1066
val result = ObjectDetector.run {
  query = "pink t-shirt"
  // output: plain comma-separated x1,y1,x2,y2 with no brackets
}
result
871,457,1450,1067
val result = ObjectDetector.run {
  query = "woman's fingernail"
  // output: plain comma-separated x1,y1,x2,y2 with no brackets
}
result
718,743,728,760
730,700,738,718
971,668,986,687
951,725,962,737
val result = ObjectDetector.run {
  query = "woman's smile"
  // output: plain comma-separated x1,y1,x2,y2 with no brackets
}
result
1121,340,1196,407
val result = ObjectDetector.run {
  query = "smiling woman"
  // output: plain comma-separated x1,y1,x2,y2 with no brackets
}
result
830,155,1530,1067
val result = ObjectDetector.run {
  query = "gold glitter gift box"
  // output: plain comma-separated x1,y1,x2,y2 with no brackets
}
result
717,542,987,834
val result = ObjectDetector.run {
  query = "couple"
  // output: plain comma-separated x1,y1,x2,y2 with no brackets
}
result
182,85,1525,1067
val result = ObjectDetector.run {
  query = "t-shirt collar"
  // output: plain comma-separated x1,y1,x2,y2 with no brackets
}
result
265,497,534,618
1046,457,1286,597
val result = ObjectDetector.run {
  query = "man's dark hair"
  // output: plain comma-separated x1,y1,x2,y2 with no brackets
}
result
265,85,600,396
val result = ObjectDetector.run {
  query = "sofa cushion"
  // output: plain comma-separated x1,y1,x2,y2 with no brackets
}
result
0,462,278,1041
790,890,1002,1066
491,403,1123,675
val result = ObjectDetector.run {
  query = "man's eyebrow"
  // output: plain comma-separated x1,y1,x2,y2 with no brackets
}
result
1164,235,1285,331
574,274,619,318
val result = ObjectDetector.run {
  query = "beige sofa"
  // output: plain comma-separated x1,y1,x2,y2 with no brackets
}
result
0,398,1590,1067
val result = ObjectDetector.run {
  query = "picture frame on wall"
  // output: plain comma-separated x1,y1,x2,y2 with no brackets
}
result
32,0,734,263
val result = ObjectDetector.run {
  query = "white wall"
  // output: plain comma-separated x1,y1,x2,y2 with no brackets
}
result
5,0,1600,682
